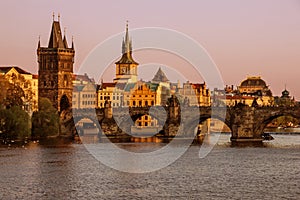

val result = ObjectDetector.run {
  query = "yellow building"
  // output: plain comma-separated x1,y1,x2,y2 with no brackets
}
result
97,82,123,108
123,81,157,107
0,66,38,114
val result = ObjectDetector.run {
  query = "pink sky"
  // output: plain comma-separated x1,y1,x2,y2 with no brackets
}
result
0,0,300,98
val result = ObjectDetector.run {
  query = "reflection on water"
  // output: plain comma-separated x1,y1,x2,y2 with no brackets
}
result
0,134,299,199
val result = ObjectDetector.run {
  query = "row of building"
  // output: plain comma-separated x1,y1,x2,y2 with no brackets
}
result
0,17,296,118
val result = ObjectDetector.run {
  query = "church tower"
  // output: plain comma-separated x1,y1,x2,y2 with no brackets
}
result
114,22,139,83
37,14,75,112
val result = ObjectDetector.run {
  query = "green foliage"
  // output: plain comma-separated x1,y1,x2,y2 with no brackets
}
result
0,106,30,141
31,98,59,138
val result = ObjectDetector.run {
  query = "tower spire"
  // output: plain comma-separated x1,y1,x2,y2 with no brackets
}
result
38,35,41,48
52,12,55,21
125,20,131,54
63,27,68,48
71,36,74,49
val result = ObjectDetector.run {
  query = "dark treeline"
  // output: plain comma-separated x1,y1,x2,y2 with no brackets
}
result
0,97,59,143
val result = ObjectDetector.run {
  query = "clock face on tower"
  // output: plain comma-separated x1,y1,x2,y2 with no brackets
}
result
121,67,126,74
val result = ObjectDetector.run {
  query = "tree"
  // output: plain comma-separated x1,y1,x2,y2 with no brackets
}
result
31,98,59,139
0,106,30,141
0,73,33,109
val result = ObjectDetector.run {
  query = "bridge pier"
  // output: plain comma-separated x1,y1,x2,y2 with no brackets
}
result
230,105,263,144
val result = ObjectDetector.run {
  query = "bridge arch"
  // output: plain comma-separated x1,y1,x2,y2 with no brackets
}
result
259,110,300,134
182,114,232,137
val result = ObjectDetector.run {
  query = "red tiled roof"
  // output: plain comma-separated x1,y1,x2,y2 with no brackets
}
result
101,82,116,89
32,74,38,79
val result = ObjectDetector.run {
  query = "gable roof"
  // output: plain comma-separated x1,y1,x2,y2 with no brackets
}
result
0,66,32,75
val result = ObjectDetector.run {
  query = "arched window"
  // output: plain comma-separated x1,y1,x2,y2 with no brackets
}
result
64,75,68,87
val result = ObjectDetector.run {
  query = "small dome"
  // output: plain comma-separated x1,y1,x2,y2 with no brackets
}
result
240,76,267,87
282,89,289,97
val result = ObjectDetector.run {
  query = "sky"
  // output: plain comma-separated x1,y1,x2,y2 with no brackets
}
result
0,0,300,98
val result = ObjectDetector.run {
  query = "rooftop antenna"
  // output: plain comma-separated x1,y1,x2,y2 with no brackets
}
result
52,12,55,21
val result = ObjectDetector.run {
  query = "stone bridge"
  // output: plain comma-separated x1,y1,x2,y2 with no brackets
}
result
61,98,300,144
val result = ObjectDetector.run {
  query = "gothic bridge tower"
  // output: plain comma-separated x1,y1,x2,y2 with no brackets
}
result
37,14,75,112
114,22,139,83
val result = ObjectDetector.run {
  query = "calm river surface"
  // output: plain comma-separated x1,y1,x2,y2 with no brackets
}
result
0,134,299,200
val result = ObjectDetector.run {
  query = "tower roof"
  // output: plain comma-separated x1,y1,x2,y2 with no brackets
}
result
48,20,68,48
152,67,169,82
115,22,138,65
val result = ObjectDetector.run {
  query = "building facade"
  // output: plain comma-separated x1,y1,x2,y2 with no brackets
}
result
123,81,157,107
97,83,123,108
178,81,211,106
236,76,274,106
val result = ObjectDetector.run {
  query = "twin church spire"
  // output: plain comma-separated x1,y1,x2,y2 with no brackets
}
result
122,21,132,55
116,21,138,65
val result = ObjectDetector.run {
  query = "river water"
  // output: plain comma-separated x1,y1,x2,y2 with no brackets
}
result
0,134,299,199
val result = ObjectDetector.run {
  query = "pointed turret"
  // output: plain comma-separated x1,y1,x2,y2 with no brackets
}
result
71,36,74,49
63,27,68,48
38,36,41,48
122,38,126,54
48,20,65,48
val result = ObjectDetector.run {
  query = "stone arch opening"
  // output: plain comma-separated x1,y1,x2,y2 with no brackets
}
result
60,94,70,112
130,113,163,137
183,115,232,140
73,117,101,143
262,113,300,134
